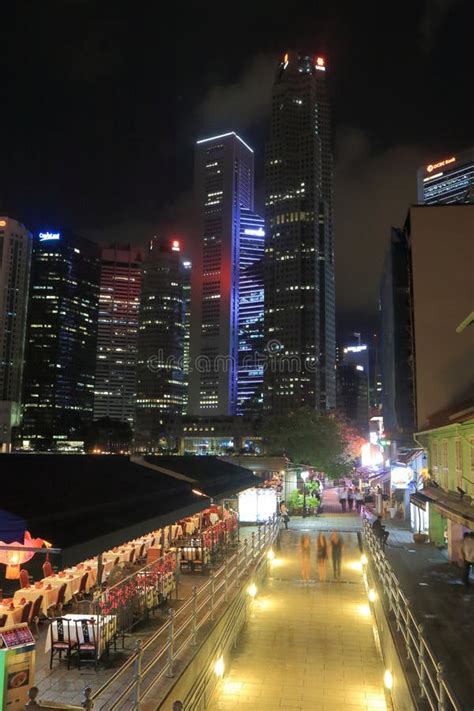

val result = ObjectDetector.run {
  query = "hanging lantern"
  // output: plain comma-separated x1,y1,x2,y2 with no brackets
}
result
0,531,51,579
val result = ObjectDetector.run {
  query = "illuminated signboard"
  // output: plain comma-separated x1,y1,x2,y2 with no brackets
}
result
38,232,61,242
315,56,326,71
344,345,367,353
426,156,456,173
243,228,265,237
391,465,413,489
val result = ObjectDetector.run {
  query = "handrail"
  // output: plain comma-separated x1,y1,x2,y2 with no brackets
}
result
91,516,279,708
362,519,461,711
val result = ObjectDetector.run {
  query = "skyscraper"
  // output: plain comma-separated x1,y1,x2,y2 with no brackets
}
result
135,237,186,448
237,209,265,415
189,132,255,416
417,147,474,204
336,343,369,436
93,244,143,425
22,230,100,448
182,259,192,414
264,51,335,415
0,217,32,452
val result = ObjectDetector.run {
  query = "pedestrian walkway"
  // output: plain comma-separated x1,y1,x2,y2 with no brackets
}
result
207,518,391,711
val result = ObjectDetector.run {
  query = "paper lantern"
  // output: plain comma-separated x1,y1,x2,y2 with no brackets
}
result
0,531,51,579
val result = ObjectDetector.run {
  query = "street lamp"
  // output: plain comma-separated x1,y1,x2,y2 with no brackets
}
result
301,470,309,518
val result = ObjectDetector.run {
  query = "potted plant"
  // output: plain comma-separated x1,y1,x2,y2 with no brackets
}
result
288,490,304,516
413,504,429,543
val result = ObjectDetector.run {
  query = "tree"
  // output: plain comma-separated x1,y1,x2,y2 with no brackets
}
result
262,407,352,479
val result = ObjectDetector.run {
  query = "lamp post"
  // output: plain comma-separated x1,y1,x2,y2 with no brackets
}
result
301,470,309,518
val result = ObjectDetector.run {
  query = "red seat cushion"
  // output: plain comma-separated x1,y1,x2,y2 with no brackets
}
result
79,644,96,650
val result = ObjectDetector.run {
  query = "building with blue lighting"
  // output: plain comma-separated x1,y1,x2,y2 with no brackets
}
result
189,132,255,416
22,230,100,449
237,209,265,415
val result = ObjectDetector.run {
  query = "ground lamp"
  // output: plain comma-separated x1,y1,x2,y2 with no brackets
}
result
0,531,52,579
301,470,309,517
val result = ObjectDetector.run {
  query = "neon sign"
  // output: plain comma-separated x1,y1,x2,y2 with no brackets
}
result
426,156,455,173
243,228,265,237
39,232,61,242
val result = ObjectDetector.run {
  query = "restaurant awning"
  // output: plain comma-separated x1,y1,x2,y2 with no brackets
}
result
411,486,474,529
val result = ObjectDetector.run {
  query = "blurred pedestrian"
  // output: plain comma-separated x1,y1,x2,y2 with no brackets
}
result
330,532,343,580
347,488,354,511
339,487,348,512
280,500,290,530
372,515,389,547
301,534,311,584
460,532,474,588
316,532,328,582
355,488,364,513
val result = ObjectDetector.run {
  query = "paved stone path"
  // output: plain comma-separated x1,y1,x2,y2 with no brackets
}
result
208,490,391,711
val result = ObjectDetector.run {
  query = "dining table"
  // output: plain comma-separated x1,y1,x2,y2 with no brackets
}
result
44,570,84,603
13,584,59,616
0,601,27,627
45,613,118,657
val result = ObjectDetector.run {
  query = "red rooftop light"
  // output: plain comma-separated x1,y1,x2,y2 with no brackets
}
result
171,239,180,251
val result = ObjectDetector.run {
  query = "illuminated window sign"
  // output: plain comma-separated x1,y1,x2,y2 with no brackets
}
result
426,156,456,174
243,228,265,237
39,232,61,242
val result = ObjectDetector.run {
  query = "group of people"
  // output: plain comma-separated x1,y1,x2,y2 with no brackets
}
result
338,486,364,513
300,532,344,583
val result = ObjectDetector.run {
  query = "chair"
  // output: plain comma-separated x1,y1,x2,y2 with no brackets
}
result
43,561,53,578
52,583,67,617
29,594,44,636
138,543,145,561
19,600,32,624
0,614,7,628
74,573,89,602
129,549,135,564
49,618,77,669
113,556,120,567
75,619,98,669
19,568,30,589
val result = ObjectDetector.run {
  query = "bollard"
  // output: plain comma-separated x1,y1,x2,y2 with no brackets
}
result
437,663,446,711
82,686,93,710
418,625,426,699
224,559,229,601
251,531,256,561
166,609,175,677
210,571,215,621
258,525,262,551
192,585,198,645
244,539,249,571
132,641,143,709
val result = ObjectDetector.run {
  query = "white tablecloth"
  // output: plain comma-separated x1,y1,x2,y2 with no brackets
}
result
0,603,25,627
45,572,83,602
13,586,58,616
45,614,117,656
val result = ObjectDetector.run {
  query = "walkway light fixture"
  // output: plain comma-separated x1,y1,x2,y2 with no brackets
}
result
368,588,377,603
384,669,393,690
361,553,368,565
247,583,257,598
214,655,225,678
267,549,275,561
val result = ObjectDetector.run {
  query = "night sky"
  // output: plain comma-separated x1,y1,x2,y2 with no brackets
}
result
2,0,473,335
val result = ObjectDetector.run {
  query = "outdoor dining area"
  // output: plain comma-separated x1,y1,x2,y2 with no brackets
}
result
0,503,239,674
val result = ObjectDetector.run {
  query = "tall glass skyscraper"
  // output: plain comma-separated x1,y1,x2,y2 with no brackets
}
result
417,147,474,204
264,51,335,414
182,259,192,414
93,244,143,425
0,217,32,451
189,132,255,416
135,237,186,449
237,209,265,415
22,230,100,448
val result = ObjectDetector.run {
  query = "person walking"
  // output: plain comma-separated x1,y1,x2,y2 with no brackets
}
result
330,532,343,580
347,487,354,511
460,531,474,588
339,487,348,512
372,515,389,547
355,488,364,513
316,532,328,582
301,534,311,584
280,500,290,530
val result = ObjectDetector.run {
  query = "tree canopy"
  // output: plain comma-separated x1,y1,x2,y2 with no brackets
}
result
261,407,353,478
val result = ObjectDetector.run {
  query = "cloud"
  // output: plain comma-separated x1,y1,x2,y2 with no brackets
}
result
334,128,425,322
197,54,275,131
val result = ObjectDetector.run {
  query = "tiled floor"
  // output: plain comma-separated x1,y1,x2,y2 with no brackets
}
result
207,524,391,711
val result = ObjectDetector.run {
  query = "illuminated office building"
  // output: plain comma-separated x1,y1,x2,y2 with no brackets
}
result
135,237,186,448
336,343,369,436
264,51,335,414
93,245,143,425
417,147,474,204
0,217,32,451
22,230,100,447
237,209,265,415
189,132,255,416
182,259,192,414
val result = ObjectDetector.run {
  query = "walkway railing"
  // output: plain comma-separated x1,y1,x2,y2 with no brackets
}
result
90,517,279,710
362,519,461,711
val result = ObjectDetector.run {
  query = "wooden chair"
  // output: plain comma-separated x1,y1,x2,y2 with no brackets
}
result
114,556,120,567
75,619,98,669
74,573,89,602
0,614,7,628
138,543,146,561
19,568,30,589
43,561,53,578
49,618,77,669
52,583,67,617
29,594,43,636
20,601,33,624
129,549,135,564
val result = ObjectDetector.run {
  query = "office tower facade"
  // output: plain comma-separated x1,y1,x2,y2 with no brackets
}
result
336,342,369,436
237,209,265,415
135,237,186,448
417,147,474,204
189,132,255,416
264,51,335,415
22,230,100,448
93,245,143,425
182,259,192,414
0,217,32,451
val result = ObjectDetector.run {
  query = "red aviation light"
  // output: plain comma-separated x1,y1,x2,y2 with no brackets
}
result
171,239,180,252
316,57,325,66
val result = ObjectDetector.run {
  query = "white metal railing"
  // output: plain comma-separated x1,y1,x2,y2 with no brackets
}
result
362,519,461,711
89,517,279,710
